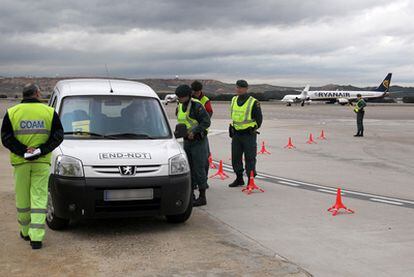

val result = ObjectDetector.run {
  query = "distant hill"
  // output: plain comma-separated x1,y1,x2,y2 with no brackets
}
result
0,77,413,101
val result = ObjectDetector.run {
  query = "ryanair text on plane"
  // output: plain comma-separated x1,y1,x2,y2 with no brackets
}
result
314,92,351,98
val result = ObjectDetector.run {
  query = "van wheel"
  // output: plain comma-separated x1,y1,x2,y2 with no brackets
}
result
166,198,193,224
46,191,69,230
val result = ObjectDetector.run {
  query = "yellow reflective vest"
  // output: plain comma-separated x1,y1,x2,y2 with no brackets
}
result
177,99,201,130
7,103,54,165
230,96,258,131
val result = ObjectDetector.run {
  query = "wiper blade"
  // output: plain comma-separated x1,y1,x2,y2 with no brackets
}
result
105,133,156,139
64,131,107,138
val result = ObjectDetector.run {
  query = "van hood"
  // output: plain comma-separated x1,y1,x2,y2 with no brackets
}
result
58,139,182,166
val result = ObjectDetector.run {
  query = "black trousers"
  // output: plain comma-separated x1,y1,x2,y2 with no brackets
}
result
356,111,365,135
231,133,257,178
184,138,209,190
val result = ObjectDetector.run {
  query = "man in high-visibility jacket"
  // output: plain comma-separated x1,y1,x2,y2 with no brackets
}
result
175,84,211,206
353,93,367,137
228,80,263,187
1,83,63,249
191,81,213,117
191,80,213,185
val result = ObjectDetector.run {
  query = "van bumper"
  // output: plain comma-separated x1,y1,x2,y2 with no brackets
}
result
48,173,191,219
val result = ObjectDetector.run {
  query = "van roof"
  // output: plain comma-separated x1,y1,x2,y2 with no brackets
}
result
55,79,159,98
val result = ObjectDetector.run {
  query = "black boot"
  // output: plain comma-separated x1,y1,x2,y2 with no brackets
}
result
229,176,245,187
194,189,207,207
354,132,361,137
30,241,42,250
20,232,30,241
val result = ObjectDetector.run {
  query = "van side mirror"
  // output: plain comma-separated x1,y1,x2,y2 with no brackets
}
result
174,124,188,139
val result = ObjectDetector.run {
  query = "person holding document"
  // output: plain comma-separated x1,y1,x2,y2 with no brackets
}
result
1,83,63,249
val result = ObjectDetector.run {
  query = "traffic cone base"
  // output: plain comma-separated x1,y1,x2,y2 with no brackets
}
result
242,171,265,194
258,141,271,154
327,188,354,216
306,133,317,144
208,154,217,169
209,160,229,180
318,130,327,140
284,137,296,149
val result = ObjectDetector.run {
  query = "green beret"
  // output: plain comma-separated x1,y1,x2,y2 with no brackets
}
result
175,84,192,97
236,80,248,88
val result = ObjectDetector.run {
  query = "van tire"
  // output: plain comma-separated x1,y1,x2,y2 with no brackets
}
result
47,215,69,230
46,190,69,230
166,198,193,224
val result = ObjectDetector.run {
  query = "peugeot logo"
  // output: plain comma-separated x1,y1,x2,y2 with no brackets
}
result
119,166,135,176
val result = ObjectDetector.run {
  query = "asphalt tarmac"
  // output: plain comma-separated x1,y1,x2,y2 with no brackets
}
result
166,102,414,277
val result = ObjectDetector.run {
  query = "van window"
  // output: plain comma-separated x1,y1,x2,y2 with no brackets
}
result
59,96,171,139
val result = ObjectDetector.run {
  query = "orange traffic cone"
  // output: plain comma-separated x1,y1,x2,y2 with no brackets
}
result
327,188,354,216
208,154,217,169
209,160,229,180
284,137,296,149
258,141,271,154
318,130,327,140
242,171,265,195
306,133,317,144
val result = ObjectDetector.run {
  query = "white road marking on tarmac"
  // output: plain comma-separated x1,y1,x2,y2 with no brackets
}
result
370,198,403,206
278,181,300,187
213,160,414,209
342,190,414,205
317,189,340,194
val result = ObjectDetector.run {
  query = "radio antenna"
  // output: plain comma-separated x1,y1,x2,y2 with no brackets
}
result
105,64,114,93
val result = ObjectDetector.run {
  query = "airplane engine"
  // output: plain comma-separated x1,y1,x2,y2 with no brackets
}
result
338,98,349,105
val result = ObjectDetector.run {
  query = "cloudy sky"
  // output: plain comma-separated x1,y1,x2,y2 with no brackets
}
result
0,0,413,86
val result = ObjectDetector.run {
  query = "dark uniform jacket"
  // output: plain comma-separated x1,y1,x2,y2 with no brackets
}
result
176,99,211,140
356,99,367,112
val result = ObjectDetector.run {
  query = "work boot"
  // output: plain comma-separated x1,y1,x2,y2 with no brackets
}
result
228,176,245,187
20,232,30,241
30,241,42,250
193,189,207,207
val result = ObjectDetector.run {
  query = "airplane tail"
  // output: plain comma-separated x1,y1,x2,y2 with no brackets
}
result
375,73,392,92
301,85,310,98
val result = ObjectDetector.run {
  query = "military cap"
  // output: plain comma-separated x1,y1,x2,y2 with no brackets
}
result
236,80,248,88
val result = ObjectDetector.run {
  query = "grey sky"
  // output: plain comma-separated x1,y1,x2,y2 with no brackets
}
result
0,0,413,86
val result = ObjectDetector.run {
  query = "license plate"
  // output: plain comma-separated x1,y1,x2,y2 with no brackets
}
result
104,189,154,201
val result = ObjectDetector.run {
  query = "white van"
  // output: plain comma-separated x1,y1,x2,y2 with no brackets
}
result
46,79,192,229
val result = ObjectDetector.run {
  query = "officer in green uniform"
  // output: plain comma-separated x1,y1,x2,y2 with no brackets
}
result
175,84,211,206
353,93,366,137
1,84,63,249
191,81,213,183
228,80,263,187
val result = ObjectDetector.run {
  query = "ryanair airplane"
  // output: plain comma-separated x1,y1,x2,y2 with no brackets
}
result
282,73,392,106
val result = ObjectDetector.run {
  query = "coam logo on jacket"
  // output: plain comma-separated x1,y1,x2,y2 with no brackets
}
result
99,152,152,160
20,120,45,129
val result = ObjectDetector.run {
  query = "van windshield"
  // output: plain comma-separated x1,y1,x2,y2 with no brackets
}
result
59,96,171,139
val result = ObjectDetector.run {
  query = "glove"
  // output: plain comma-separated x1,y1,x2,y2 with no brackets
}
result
229,124,234,138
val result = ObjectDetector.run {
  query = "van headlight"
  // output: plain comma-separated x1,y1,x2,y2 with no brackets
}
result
169,154,189,175
55,155,84,177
